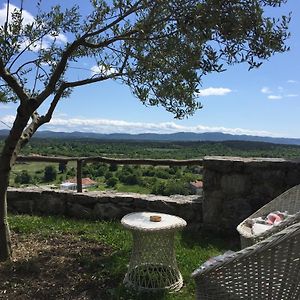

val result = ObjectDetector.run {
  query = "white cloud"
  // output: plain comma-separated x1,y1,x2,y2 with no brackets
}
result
286,94,299,98
0,104,12,110
47,33,68,44
261,87,272,94
262,85,299,100
277,86,284,92
91,65,117,76
1,113,287,138
0,3,67,52
268,95,282,100
0,114,273,137
0,115,15,129
196,87,232,97
22,38,50,52
0,3,34,26
287,80,298,84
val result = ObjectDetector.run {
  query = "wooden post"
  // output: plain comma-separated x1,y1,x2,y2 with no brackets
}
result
76,159,83,193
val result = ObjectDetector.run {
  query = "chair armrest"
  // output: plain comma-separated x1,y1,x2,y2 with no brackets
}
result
193,221,300,280
237,211,300,242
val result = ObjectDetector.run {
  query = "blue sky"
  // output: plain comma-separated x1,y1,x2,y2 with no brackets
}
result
0,0,299,138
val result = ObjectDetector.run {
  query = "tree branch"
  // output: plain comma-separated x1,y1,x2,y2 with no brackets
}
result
7,28,52,71
83,0,144,39
82,29,140,49
11,59,39,76
18,85,66,149
39,85,66,124
0,58,29,101
36,39,84,103
65,72,125,89
17,111,41,150
36,1,146,104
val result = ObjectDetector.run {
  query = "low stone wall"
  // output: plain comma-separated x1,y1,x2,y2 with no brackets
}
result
8,156,300,235
7,188,203,229
202,156,300,233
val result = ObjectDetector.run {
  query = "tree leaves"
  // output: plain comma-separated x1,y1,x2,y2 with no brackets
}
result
0,0,291,118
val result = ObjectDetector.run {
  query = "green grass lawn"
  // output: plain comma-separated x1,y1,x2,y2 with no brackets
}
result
3,214,238,300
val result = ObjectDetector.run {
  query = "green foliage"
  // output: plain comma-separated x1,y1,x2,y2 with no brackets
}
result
58,162,67,173
154,168,171,179
151,179,191,196
66,167,76,177
116,165,142,185
0,0,290,117
106,176,118,188
8,138,300,160
82,163,108,178
43,165,57,182
14,170,32,184
142,166,156,177
6,137,300,194
104,171,113,180
118,172,141,186
109,163,118,172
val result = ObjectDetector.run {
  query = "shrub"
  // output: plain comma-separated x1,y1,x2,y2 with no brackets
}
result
109,163,118,172
67,167,76,177
15,170,32,184
58,162,67,173
44,165,57,182
104,171,113,180
94,164,108,177
142,166,156,177
151,181,166,195
106,177,118,187
155,168,170,179
151,179,191,196
119,173,141,185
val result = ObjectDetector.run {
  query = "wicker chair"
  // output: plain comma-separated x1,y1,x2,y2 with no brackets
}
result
237,184,300,248
192,222,300,300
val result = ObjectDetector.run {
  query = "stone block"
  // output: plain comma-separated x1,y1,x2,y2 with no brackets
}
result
9,200,34,214
221,198,253,230
220,174,249,195
202,190,223,225
203,169,221,191
35,197,65,215
93,203,122,220
67,203,93,219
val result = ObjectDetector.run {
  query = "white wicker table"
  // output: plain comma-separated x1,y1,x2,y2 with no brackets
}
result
121,212,187,292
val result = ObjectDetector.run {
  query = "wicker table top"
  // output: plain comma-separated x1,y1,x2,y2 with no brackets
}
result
121,212,187,232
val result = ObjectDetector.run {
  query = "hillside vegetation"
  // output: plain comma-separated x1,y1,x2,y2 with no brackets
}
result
1,138,300,159
3,138,300,195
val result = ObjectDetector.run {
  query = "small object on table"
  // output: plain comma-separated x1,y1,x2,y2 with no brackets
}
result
150,215,161,222
121,212,187,292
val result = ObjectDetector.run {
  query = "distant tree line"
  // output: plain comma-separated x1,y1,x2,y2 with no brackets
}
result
2,138,300,160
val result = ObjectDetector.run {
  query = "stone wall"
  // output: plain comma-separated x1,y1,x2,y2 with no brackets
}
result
202,156,300,233
8,156,300,235
7,188,202,229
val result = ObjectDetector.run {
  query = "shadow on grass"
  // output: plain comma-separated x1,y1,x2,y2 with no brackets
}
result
0,233,131,300
111,288,168,300
180,228,240,251
0,232,177,300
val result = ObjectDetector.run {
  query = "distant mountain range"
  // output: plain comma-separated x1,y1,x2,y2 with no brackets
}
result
1,129,300,145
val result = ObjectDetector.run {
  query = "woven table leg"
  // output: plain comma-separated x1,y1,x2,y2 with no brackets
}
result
124,230,183,292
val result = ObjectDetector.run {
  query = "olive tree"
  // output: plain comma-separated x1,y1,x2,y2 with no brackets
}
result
0,0,290,260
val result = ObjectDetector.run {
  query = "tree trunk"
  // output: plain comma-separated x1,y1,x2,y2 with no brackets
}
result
0,107,33,261
0,171,12,261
